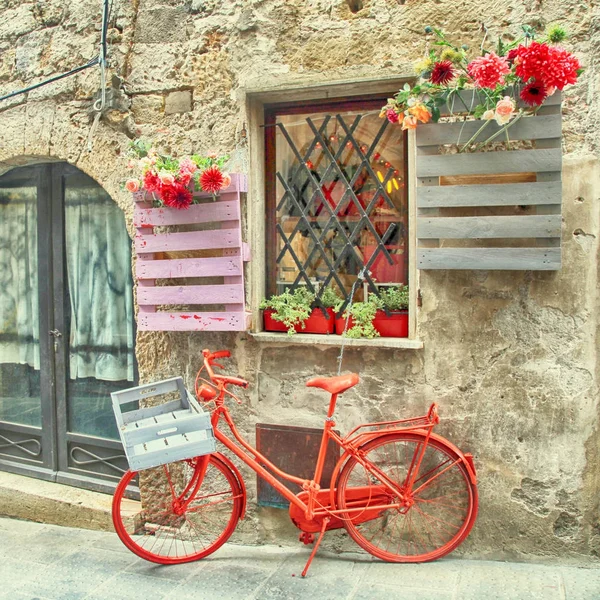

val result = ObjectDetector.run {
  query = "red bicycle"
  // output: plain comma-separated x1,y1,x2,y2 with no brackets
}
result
112,349,478,576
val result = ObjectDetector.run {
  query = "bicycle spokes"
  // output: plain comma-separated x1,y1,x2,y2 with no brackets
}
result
337,433,476,562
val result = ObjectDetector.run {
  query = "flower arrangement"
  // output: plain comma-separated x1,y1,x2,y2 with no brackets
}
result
125,139,231,209
381,24,581,150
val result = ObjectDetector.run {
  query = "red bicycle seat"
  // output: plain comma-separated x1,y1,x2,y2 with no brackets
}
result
306,373,359,395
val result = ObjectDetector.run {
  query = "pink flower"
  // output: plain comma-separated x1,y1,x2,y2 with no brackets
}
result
221,172,232,189
386,108,400,124
179,157,197,174
482,109,495,120
494,96,515,124
467,52,510,88
125,179,140,193
159,172,175,186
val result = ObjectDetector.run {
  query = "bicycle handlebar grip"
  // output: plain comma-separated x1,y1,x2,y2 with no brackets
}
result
212,350,231,360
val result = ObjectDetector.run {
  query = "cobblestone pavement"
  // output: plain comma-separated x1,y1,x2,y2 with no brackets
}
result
1,517,599,600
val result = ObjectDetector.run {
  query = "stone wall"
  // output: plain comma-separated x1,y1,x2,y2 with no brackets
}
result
0,0,598,561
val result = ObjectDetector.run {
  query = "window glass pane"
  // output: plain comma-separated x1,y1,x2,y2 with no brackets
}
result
64,172,136,440
0,180,41,426
273,109,407,301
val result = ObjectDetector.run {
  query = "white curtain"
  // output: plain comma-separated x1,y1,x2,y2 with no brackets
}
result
0,175,135,383
0,185,40,370
65,178,135,382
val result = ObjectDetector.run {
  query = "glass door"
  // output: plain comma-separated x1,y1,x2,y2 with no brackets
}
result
0,163,136,491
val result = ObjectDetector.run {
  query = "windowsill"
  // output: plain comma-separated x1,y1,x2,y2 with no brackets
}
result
249,332,424,349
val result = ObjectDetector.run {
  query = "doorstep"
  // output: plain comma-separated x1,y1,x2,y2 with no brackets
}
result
0,470,114,532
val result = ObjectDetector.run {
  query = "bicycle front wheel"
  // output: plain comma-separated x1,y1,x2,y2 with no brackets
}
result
336,432,477,562
112,453,243,564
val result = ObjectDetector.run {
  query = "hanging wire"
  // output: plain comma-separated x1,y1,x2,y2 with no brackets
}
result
336,267,367,375
87,0,110,152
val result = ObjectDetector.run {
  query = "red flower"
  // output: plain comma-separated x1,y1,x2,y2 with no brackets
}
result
143,170,162,193
520,80,547,106
160,182,193,209
200,166,224,194
467,52,510,88
430,60,455,85
515,42,580,90
386,108,400,124
178,171,192,186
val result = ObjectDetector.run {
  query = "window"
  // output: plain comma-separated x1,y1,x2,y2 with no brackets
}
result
264,97,408,313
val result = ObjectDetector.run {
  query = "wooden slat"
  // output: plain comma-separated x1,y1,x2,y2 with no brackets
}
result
136,255,243,280
135,228,240,253
416,114,561,147
138,284,244,305
134,201,240,227
416,149,561,178
417,181,562,208
138,311,251,331
418,215,561,239
418,248,561,270
439,172,538,186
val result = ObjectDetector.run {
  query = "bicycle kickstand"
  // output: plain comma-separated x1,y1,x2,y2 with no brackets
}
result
301,517,330,578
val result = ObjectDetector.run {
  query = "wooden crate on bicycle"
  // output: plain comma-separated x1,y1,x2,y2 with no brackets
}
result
111,377,215,471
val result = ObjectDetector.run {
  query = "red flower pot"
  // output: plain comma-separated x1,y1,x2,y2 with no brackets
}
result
335,310,408,338
373,310,408,338
263,308,335,334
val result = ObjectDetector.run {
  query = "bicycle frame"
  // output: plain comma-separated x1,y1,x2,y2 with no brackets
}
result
193,376,439,526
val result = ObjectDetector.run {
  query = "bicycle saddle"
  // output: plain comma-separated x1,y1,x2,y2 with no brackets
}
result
306,373,359,395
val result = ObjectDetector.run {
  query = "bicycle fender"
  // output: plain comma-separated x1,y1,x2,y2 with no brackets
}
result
426,431,477,486
213,452,247,519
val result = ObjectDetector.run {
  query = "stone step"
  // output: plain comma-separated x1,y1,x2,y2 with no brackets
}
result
0,471,113,532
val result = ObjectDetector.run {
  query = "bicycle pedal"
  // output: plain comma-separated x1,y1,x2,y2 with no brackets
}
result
299,532,315,545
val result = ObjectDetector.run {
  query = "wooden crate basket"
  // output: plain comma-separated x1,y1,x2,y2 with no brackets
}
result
415,91,562,270
111,376,215,471
133,173,251,331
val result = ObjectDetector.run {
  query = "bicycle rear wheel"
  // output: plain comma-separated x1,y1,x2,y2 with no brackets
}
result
112,453,243,564
336,432,477,562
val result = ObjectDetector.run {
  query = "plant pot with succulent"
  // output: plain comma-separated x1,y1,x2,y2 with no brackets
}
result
336,285,409,339
261,287,340,335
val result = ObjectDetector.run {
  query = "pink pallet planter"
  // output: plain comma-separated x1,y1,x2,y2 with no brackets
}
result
133,173,251,332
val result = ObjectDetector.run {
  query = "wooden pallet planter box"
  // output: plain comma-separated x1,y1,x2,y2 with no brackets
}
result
416,91,562,271
111,377,215,471
133,173,251,331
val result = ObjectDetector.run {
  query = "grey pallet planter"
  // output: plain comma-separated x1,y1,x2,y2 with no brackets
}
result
416,91,562,271
111,377,215,471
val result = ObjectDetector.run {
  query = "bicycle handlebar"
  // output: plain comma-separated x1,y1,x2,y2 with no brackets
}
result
201,349,249,390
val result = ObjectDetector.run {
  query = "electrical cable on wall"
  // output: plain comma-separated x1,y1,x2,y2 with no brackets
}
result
0,0,111,151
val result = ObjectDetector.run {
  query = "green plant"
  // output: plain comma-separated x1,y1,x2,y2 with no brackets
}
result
319,286,343,309
342,296,380,339
376,285,409,311
260,288,315,335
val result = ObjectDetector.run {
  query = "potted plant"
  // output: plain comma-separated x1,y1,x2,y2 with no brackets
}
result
261,287,338,335
372,285,409,338
336,285,409,338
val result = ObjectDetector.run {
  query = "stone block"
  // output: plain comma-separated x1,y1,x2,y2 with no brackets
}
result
135,8,188,44
165,90,193,114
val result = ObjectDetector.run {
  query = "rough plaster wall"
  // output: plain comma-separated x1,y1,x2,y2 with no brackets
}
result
0,0,599,560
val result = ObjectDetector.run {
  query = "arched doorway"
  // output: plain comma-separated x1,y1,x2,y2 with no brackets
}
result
0,162,136,491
